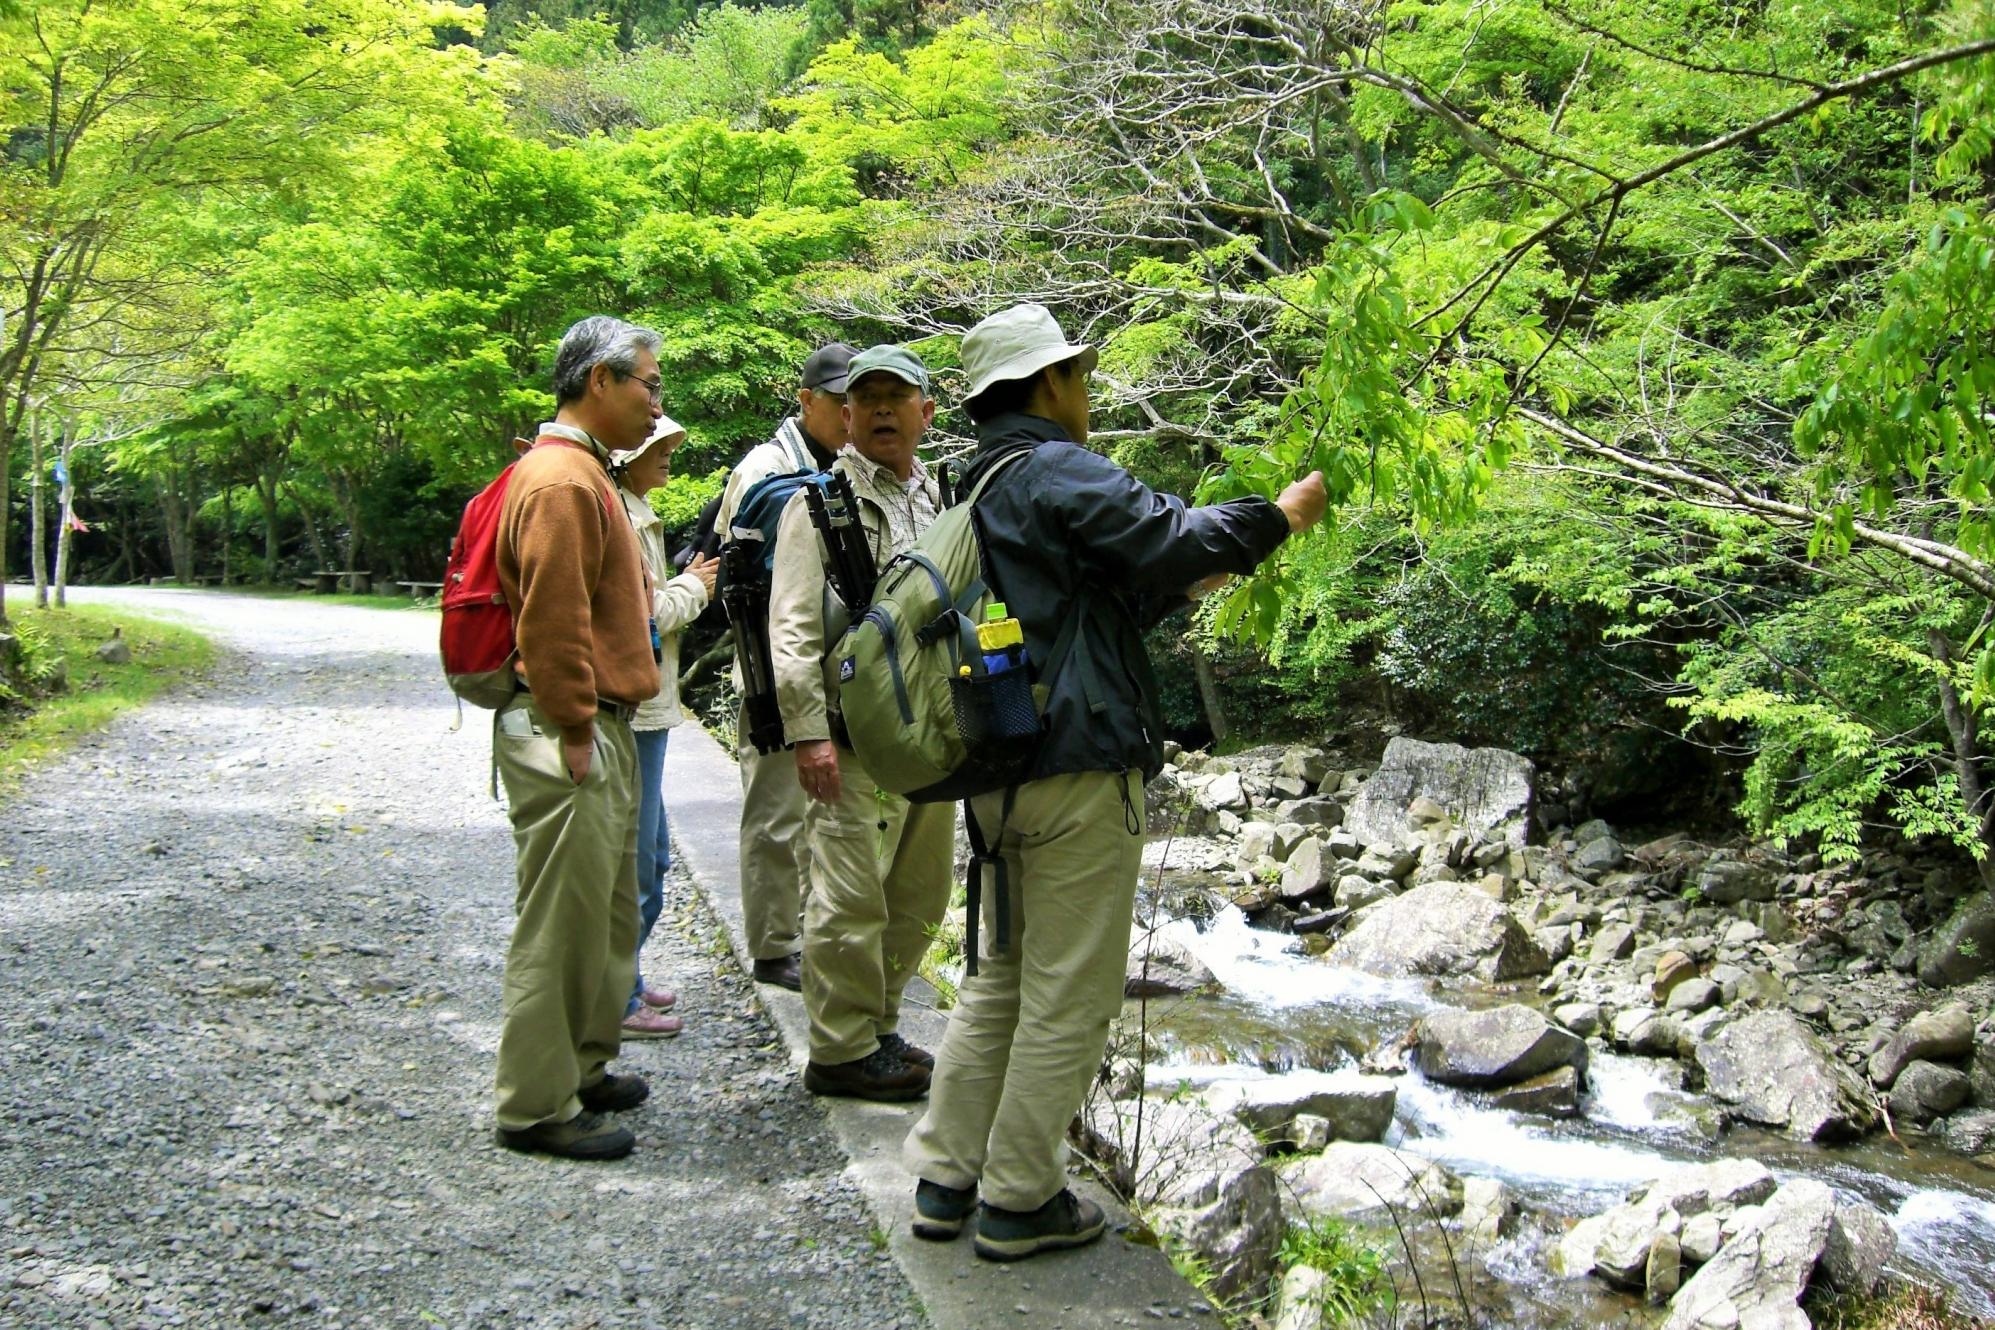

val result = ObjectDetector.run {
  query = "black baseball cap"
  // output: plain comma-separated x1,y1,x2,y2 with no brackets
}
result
800,342,857,394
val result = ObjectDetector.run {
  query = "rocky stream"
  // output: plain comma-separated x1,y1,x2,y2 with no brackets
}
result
1080,737,1995,1328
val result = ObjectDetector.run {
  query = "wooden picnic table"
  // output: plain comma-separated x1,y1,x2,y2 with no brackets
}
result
395,580,445,599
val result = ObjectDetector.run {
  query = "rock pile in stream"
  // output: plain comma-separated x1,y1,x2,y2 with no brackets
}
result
1108,733,1995,1324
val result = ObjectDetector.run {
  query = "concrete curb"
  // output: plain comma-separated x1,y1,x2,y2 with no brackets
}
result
667,719,1213,1329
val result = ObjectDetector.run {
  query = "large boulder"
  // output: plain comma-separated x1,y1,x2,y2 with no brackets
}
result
1919,891,1995,987
1124,929,1217,998
1281,1143,1463,1226
1694,1011,1877,1141
1555,1160,1778,1290
1326,883,1550,982
1660,1181,1892,1330
1343,738,1534,850
1869,1004,1976,1087
1888,1061,1972,1125
1413,1005,1588,1088
1211,1075,1398,1146
1148,1164,1284,1303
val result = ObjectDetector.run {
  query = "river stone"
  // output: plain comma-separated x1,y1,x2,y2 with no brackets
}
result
95,635,132,665
1489,1064,1582,1117
1868,1003,1975,1087
1888,1060,1971,1125
1149,1164,1284,1303
1680,1212,1723,1264
1275,797,1343,831
1413,1004,1587,1088
1200,771,1247,813
1236,822,1279,867
1356,845,1418,880
1325,883,1550,982
1638,1159,1778,1214
1343,738,1534,851
1457,1177,1515,1246
1659,1180,1835,1330
1695,1010,1877,1141
1279,746,1331,785
1938,1107,1995,1155
1647,1230,1682,1302
1325,827,1362,861
1280,838,1335,902
1554,1001,1603,1038
1818,1192,1895,1295
1125,930,1217,997
1653,950,1699,1004
1591,921,1637,963
1664,978,1720,1014
1335,874,1395,911
1271,1263,1332,1330
1918,891,1995,987
1697,857,1775,905
1218,1076,1398,1146
1576,836,1627,876
1281,1143,1462,1227
1613,1007,1681,1057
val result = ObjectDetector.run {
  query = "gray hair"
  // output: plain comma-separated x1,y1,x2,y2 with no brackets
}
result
552,316,663,404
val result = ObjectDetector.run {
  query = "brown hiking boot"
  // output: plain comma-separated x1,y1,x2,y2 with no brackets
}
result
803,1044,929,1102
752,953,802,992
578,1072,649,1113
877,1032,934,1069
494,1111,635,1161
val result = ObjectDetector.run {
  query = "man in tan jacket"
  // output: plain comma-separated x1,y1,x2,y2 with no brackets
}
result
491,315,663,1161
767,344,953,1101
715,343,854,992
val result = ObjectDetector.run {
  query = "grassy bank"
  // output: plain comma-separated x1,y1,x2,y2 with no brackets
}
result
0,604,216,799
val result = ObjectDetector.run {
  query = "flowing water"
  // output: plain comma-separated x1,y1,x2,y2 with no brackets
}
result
1134,904,1995,1318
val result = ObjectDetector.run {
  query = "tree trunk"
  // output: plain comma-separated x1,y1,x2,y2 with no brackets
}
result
30,403,48,608
286,483,332,571
52,416,75,608
1191,641,1230,746
255,468,281,581
220,484,233,586
159,472,195,583
1928,628,1995,888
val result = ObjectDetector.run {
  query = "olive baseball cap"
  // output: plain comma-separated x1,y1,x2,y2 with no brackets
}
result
800,342,858,393
844,344,930,394
960,303,1097,404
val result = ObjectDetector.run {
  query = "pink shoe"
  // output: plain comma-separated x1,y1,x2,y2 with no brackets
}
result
639,987,678,1011
622,1008,683,1039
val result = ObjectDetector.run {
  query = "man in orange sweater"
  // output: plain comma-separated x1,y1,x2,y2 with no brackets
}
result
491,315,664,1161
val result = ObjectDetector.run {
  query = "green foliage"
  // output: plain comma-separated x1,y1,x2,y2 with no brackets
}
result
650,467,728,530
1275,1218,1395,1325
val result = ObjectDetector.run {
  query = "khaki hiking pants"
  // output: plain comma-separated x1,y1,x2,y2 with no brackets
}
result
801,745,955,1065
493,697,639,1131
738,701,809,961
903,769,1143,1212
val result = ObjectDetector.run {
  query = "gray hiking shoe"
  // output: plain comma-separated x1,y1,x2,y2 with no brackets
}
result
494,1110,635,1161
972,1190,1106,1262
912,1179,978,1240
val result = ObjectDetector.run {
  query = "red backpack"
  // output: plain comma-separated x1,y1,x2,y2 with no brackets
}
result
440,438,614,709
440,457,528,709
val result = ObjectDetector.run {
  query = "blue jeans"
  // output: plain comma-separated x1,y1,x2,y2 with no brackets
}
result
628,727,671,1015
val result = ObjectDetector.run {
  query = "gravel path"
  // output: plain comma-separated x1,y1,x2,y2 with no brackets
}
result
0,588,926,1330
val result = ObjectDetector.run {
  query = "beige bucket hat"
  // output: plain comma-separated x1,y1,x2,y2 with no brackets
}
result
960,303,1098,404
609,413,686,470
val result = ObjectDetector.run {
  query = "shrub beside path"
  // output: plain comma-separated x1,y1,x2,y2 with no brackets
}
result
0,588,1199,1330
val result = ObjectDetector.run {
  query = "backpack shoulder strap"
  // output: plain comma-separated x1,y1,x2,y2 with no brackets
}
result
776,419,814,473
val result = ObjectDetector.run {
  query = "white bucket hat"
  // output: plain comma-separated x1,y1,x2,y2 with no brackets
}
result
960,303,1098,404
609,413,686,470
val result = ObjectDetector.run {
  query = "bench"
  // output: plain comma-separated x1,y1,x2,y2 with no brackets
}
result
308,570,373,594
395,581,446,599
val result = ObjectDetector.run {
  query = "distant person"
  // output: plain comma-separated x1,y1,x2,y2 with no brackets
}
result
902,304,1328,1257
491,315,666,1161
767,345,951,1101
714,342,856,993
609,414,719,1040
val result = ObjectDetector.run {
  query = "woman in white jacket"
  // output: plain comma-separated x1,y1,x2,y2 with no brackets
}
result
609,414,718,1039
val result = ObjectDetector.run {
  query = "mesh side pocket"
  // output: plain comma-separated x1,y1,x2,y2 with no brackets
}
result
950,668,1040,760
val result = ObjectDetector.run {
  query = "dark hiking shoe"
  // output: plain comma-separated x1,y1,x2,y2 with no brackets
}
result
877,1032,933,1069
752,953,803,992
495,1111,635,1161
803,1045,929,1102
912,1179,978,1240
578,1072,649,1114
973,1190,1107,1262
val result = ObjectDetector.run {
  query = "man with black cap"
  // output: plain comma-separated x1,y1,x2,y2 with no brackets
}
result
767,344,951,1100
716,342,855,991
901,304,1327,1258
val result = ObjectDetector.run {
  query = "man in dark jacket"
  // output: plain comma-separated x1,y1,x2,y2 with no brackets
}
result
902,303,1326,1259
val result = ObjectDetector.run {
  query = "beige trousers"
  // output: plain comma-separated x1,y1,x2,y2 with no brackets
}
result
493,697,639,1131
903,769,1142,1211
738,701,809,961
801,745,955,1064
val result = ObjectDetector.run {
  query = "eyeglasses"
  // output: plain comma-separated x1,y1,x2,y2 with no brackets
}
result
618,369,664,405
